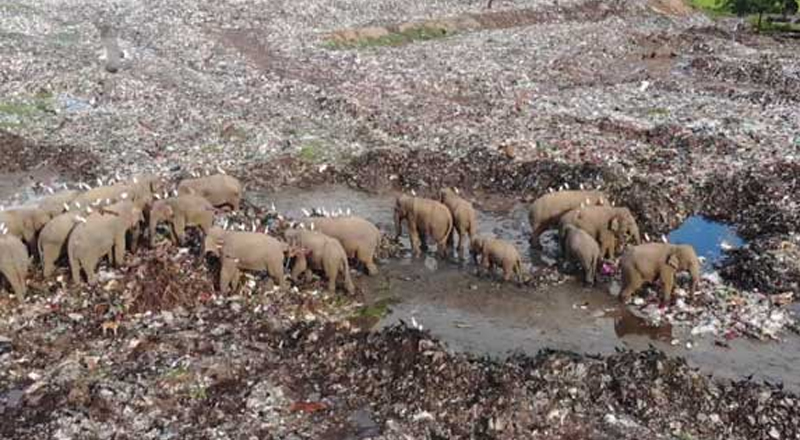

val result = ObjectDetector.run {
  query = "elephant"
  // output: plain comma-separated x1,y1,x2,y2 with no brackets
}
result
469,235,524,283
104,201,146,252
67,207,140,284
149,195,215,246
284,228,355,294
394,194,453,259
178,174,242,210
439,188,478,261
562,224,601,286
204,227,289,293
0,233,30,298
38,190,80,217
558,206,641,259
619,243,700,305
528,190,609,247
0,208,53,253
304,216,381,275
37,211,85,277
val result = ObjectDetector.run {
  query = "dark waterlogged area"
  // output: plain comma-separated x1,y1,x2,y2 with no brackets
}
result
262,185,800,391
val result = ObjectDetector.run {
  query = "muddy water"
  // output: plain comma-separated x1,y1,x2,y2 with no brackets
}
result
261,186,800,392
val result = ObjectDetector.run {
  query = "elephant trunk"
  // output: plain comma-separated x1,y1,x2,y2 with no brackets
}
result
689,260,700,295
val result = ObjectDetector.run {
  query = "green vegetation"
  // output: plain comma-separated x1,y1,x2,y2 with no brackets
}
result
690,0,800,28
647,107,671,117
298,140,326,163
355,296,400,319
325,24,451,50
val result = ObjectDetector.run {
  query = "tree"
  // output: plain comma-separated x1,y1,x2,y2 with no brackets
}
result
719,0,785,32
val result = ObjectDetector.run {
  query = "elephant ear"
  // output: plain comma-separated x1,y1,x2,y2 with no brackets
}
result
666,253,680,269
609,217,620,232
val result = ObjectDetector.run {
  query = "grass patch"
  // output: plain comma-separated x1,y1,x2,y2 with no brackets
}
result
688,0,732,16
647,107,671,116
298,140,326,163
325,24,451,50
748,15,800,32
355,296,400,319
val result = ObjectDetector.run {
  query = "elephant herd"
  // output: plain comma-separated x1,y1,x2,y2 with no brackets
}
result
0,174,700,306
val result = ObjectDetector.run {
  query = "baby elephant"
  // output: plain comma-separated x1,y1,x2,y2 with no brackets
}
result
470,236,525,284
204,227,289,294
439,187,477,261
562,224,600,286
0,232,30,298
619,243,700,305
285,228,355,294
178,174,243,211
149,195,215,246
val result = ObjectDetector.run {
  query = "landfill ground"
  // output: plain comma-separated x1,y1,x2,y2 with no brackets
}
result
2,0,800,438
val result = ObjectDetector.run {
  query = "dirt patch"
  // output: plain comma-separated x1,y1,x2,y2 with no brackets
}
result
325,0,631,48
0,130,101,180
690,55,800,103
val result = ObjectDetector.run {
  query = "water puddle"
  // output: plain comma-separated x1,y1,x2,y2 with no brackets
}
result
262,185,800,391
667,215,745,269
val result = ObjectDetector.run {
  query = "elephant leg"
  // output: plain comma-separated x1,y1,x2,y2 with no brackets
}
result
113,235,125,267
267,262,286,289
70,255,82,284
230,267,242,292
166,223,178,246
408,223,422,258
457,229,467,262
326,266,338,294
620,272,643,304
659,266,676,305
174,217,186,246
358,248,379,276
42,245,57,278
502,260,513,282
530,222,544,247
130,227,140,254
85,255,99,285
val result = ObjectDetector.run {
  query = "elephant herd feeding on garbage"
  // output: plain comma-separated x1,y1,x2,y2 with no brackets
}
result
0,173,701,307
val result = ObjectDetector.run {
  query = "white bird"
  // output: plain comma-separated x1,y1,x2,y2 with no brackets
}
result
172,189,178,197
564,182,570,189
105,198,111,205
411,316,423,330
453,187,460,195
132,177,139,184
45,185,54,194
337,208,343,217
86,207,93,214
92,199,101,206
410,189,417,197
63,203,70,211
346,208,351,216
205,169,211,176
120,192,129,200
96,178,103,186
154,193,161,200
270,202,276,212
75,201,81,208
644,233,651,242
163,192,169,199
115,172,121,181
252,222,257,232
310,223,315,231
216,166,226,175
75,215,87,223
61,183,69,190
579,183,584,190
301,208,311,217
263,225,269,233
548,187,553,193
661,235,668,243
585,198,591,205
191,171,198,178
